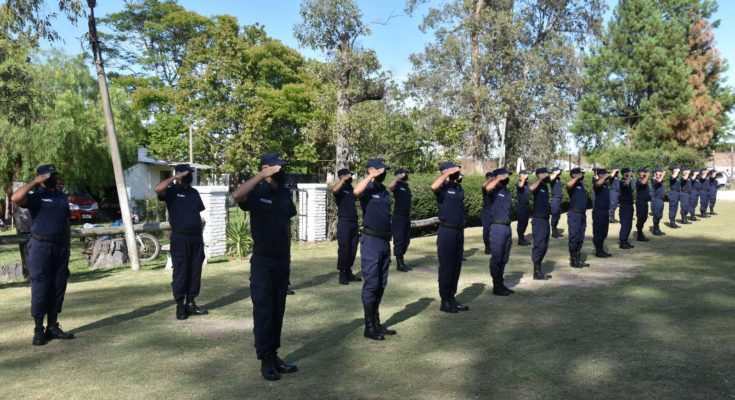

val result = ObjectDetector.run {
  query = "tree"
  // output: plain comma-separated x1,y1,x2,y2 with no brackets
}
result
408,0,604,169
0,0,84,42
294,0,385,171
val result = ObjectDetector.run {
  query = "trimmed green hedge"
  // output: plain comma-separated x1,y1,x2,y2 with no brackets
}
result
590,147,706,172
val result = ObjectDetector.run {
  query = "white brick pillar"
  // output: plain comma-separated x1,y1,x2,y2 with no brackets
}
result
296,183,328,242
193,185,228,258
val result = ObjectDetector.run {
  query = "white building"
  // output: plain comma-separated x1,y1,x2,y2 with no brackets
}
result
124,147,213,201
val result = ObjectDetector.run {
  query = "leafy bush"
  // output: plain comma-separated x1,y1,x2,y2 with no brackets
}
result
590,146,706,172
226,213,253,259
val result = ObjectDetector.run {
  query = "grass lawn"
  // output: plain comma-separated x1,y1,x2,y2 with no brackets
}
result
1,203,734,399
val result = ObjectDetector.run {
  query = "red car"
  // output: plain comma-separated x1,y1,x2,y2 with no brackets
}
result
62,186,99,222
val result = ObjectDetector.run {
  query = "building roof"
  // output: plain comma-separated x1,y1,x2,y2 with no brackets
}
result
136,147,213,170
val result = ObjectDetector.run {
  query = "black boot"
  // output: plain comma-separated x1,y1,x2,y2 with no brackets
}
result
552,227,563,238
689,214,698,221
595,247,610,258
652,222,664,236
339,270,349,285
186,298,209,316
440,298,458,313
484,247,491,255
450,297,469,311
609,215,617,224
32,317,46,346
709,209,717,215
492,285,512,296
260,354,280,381
374,303,397,335
45,314,74,340
576,251,590,267
669,219,679,229
346,268,362,282
517,235,530,246
680,215,690,224
533,262,552,280
396,256,409,272
700,212,709,218
637,230,650,242
569,251,583,268
619,240,635,249
176,299,188,320
363,303,384,340
274,353,298,374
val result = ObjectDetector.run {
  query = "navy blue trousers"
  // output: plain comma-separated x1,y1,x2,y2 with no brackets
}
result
680,192,690,217
531,217,550,264
360,234,390,305
652,198,664,222
170,232,205,302
436,226,464,299
592,209,609,248
567,211,586,252
481,208,492,251
28,238,70,319
516,204,530,238
699,191,709,214
619,203,634,242
709,188,717,211
636,200,648,230
689,191,699,217
489,224,512,284
550,198,563,230
250,254,290,360
336,220,359,270
609,191,619,219
668,191,679,221
392,214,411,257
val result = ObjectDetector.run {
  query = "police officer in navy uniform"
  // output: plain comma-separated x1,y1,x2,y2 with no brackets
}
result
485,168,515,295
550,167,564,238
688,169,700,222
650,167,666,236
231,153,298,381
529,168,552,280
567,167,590,268
390,168,412,272
332,168,362,285
618,168,635,249
635,168,651,242
353,158,397,340
515,170,531,246
667,166,681,228
11,164,74,345
698,168,710,218
431,162,469,312
679,167,692,224
609,168,620,223
708,169,718,215
481,171,495,254
592,168,612,258
155,164,208,320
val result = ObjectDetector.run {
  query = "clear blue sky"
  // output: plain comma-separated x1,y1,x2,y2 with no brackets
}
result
43,0,735,90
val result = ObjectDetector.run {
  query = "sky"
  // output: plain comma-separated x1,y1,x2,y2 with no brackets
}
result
40,0,735,87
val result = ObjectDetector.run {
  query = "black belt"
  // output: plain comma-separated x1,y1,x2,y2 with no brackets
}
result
570,208,586,214
491,220,511,226
253,248,290,258
670,188,681,192
172,228,203,236
338,216,358,222
31,233,67,244
440,221,464,230
533,214,550,220
362,228,392,240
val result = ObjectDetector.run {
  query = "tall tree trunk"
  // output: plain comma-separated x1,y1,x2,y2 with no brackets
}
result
469,0,486,165
335,88,350,170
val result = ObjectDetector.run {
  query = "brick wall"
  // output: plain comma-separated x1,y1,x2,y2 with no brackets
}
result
194,185,228,258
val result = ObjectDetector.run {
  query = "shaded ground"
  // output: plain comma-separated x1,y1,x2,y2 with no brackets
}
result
1,203,734,399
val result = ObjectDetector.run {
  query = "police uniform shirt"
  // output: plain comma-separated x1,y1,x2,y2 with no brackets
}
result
436,181,465,225
681,177,692,193
610,176,620,192
517,181,531,206
692,178,702,192
669,175,681,191
483,187,493,209
551,178,563,199
568,180,587,211
359,182,391,233
24,185,70,237
393,181,412,217
652,179,665,199
620,179,634,203
162,184,205,231
239,181,297,255
334,183,358,218
490,186,512,223
593,177,611,209
532,182,551,218
636,178,651,201
699,177,709,191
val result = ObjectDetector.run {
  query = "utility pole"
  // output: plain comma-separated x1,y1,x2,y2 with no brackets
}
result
189,125,194,164
87,0,140,270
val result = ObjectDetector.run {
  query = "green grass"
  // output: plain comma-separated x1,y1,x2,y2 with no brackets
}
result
1,203,734,399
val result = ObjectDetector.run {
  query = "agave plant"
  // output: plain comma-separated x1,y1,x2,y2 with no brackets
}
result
226,214,253,259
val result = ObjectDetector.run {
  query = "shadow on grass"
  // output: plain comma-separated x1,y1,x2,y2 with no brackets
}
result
70,299,172,334
383,297,434,328
291,271,336,291
455,282,486,305
283,318,363,362
201,287,251,311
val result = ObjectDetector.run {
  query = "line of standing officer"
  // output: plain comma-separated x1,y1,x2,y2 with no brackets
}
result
529,168,552,280
550,167,564,239
332,168,362,285
650,168,666,236
11,164,75,346
708,169,718,214
566,167,590,268
516,170,531,246
635,168,651,242
485,168,516,295
609,168,620,223
592,168,612,258
155,164,208,320
698,169,710,218
679,167,692,224
390,168,412,272
231,153,299,381
432,162,469,312
481,171,495,254
667,166,681,229
618,168,636,249
688,169,701,222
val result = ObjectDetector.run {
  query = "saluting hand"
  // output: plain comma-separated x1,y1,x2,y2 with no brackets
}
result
444,167,460,176
33,173,51,185
259,165,282,178
396,172,406,180
174,170,190,180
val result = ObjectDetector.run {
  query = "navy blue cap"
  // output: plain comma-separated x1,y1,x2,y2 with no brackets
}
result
596,168,609,175
637,167,649,173
366,158,389,170
337,168,353,177
519,169,529,175
682,166,691,171
485,171,495,179
174,163,195,173
36,164,58,176
551,167,562,172
570,167,584,175
439,161,460,172
669,165,681,171
492,168,512,176
621,167,631,174
260,152,287,166
700,168,709,173
394,168,409,175
535,167,549,175
611,166,619,170
653,167,663,173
